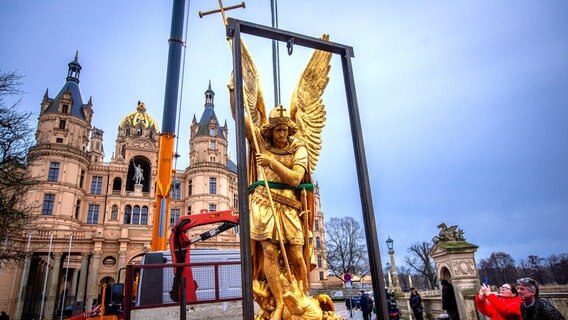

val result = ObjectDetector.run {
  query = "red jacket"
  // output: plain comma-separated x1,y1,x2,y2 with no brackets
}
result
475,294,522,320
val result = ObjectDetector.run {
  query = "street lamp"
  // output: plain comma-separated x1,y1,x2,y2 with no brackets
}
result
386,236,394,252
386,236,401,292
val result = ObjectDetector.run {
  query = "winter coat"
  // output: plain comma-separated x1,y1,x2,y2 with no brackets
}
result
442,284,458,312
475,294,522,320
360,294,372,313
410,293,423,311
520,298,565,320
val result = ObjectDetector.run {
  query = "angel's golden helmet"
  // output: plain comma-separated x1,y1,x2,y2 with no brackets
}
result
268,105,291,124
262,105,298,137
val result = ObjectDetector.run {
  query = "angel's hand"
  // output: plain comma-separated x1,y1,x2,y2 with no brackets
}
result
256,153,272,167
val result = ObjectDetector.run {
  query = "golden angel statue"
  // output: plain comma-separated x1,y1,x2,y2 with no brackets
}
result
229,35,341,320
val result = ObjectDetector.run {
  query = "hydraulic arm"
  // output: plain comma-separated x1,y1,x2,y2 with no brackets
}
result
168,209,240,302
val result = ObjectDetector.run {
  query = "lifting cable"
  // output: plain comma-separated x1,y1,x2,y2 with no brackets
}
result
173,0,192,178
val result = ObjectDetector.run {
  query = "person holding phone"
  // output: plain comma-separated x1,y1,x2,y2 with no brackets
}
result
475,282,522,320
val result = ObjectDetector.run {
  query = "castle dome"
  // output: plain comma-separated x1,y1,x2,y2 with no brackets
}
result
119,101,159,132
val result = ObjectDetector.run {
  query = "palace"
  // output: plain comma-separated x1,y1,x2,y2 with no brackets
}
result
0,54,328,319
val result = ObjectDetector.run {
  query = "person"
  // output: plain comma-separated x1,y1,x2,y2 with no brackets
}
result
475,282,522,320
410,287,425,320
246,106,316,319
516,277,565,320
133,163,144,184
0,311,9,320
441,279,460,320
359,290,372,320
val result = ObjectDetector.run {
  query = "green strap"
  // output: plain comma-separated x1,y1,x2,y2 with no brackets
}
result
248,180,314,194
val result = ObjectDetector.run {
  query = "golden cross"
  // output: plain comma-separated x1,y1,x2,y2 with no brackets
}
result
276,105,286,117
199,1,246,26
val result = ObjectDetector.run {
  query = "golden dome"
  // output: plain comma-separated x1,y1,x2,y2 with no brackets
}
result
119,101,159,131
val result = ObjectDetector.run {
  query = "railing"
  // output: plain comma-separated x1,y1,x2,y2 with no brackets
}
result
123,260,242,319
25,229,91,239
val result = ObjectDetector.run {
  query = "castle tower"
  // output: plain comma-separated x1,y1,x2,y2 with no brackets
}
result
112,101,159,193
28,52,92,226
189,81,230,166
184,82,239,248
87,126,104,163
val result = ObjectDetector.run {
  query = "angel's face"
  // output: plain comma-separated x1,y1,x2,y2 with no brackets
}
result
272,125,289,148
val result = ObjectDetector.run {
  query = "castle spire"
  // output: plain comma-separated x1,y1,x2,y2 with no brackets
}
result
66,50,82,83
204,80,215,107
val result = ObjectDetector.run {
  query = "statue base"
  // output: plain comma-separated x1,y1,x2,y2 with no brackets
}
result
134,184,143,196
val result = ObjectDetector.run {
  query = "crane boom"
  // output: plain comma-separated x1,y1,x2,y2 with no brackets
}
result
152,0,187,251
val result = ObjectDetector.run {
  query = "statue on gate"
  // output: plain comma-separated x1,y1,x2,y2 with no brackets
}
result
228,35,339,320
432,222,465,243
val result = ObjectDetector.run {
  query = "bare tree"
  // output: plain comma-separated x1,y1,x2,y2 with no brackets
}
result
324,217,369,282
405,242,437,289
0,70,38,269
397,264,412,290
478,252,518,285
519,255,546,284
546,253,568,285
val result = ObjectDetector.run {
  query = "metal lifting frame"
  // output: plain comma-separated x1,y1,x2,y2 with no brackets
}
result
226,18,390,320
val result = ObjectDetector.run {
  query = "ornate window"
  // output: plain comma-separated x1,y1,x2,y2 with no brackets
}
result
87,204,99,224
79,170,85,188
124,205,132,224
111,205,118,220
141,206,148,225
170,209,180,227
42,194,55,215
48,162,60,182
62,104,69,114
75,200,81,219
132,206,140,224
171,182,181,200
209,177,217,194
91,176,103,194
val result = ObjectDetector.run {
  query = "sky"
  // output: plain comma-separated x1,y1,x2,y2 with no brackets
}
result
2,1,567,270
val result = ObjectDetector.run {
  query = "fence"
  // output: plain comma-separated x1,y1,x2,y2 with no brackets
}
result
122,260,242,319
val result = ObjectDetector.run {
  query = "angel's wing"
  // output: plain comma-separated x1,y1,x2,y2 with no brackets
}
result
289,34,332,173
228,40,267,128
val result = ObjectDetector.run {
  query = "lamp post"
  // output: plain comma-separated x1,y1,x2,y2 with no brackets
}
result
386,236,401,292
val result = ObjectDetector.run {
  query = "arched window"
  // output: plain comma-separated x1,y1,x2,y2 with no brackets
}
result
132,206,140,224
141,206,148,225
111,205,118,221
124,205,132,224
